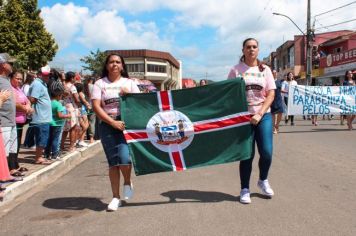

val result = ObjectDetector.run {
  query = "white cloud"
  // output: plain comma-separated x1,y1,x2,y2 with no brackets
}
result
49,53,84,72
175,46,200,59
41,3,89,49
92,0,355,47
42,0,356,78
41,3,171,51
78,11,171,50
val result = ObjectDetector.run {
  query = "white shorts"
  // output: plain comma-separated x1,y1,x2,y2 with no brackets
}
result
1,126,18,156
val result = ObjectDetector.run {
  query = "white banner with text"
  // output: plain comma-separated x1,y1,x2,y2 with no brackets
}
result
287,85,356,115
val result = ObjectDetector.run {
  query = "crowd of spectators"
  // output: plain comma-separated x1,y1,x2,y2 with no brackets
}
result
0,53,98,198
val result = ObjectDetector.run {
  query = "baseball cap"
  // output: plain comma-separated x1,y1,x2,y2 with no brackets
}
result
40,65,51,75
0,53,16,64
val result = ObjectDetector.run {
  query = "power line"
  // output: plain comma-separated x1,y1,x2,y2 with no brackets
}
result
315,18,330,31
314,1,356,17
316,4,356,21
314,18,356,30
256,0,273,25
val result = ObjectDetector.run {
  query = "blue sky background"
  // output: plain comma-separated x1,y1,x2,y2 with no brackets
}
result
38,0,356,80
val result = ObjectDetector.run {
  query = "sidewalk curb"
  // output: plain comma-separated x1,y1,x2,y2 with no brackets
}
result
0,141,103,208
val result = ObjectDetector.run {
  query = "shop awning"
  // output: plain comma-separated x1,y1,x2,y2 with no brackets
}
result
316,70,345,79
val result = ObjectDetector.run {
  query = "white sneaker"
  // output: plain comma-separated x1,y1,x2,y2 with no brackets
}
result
123,183,134,200
107,198,121,211
257,179,274,197
78,141,89,147
240,188,251,204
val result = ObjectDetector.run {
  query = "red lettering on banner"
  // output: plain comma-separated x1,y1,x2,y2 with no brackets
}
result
172,152,184,171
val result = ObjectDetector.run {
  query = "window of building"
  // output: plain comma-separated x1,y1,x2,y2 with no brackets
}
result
273,57,277,71
147,64,166,73
288,46,295,68
333,47,342,53
283,56,287,69
126,64,144,73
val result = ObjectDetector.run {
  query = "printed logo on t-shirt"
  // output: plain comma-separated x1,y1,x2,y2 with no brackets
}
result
104,97,120,105
245,84,263,91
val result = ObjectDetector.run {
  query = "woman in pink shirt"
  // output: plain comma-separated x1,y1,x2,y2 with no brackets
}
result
92,53,140,211
10,71,33,176
227,38,276,204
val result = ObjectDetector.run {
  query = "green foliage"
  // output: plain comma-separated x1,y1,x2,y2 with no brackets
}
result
80,49,107,77
0,0,58,70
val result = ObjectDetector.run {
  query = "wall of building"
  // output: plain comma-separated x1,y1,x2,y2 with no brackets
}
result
107,49,181,91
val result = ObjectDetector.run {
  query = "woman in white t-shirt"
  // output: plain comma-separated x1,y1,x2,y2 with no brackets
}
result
92,53,140,211
227,38,276,204
281,72,297,125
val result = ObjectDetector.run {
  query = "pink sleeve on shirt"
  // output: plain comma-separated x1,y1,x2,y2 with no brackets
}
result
91,80,102,100
264,66,276,91
130,80,141,93
227,68,236,79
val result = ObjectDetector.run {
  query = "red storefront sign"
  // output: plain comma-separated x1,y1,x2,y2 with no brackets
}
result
320,48,356,68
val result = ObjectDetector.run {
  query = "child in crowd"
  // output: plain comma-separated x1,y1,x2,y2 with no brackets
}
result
74,83,90,147
45,86,70,160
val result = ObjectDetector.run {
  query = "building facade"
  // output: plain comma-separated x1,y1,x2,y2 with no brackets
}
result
273,30,353,84
106,49,182,90
317,32,356,85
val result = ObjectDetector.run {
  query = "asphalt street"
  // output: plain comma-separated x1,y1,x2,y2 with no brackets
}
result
0,119,355,236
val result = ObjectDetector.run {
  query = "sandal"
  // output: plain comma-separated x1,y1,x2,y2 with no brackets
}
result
34,160,52,165
0,185,6,191
18,167,29,172
0,177,23,183
11,171,25,177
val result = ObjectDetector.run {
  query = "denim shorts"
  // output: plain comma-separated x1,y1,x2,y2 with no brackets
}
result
33,123,50,148
99,121,131,167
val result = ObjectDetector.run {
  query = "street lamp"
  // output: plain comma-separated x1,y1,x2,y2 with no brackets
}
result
272,12,305,36
273,9,312,85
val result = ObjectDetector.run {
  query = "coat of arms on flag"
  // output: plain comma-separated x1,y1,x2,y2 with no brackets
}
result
121,79,253,175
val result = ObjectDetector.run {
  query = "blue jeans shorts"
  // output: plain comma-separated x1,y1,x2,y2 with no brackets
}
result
99,121,131,167
33,123,50,148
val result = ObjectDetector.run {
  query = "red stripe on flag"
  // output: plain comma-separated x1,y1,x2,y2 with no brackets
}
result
124,132,148,141
194,115,251,132
172,151,184,171
160,91,171,111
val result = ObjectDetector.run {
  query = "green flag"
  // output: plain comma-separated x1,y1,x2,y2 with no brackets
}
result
121,79,252,176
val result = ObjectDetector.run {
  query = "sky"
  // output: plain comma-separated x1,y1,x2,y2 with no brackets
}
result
38,0,356,81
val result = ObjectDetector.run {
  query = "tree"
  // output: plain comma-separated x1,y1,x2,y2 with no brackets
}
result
0,0,58,70
80,49,107,77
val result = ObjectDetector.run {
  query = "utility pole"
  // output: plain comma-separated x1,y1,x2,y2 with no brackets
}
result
306,0,312,85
